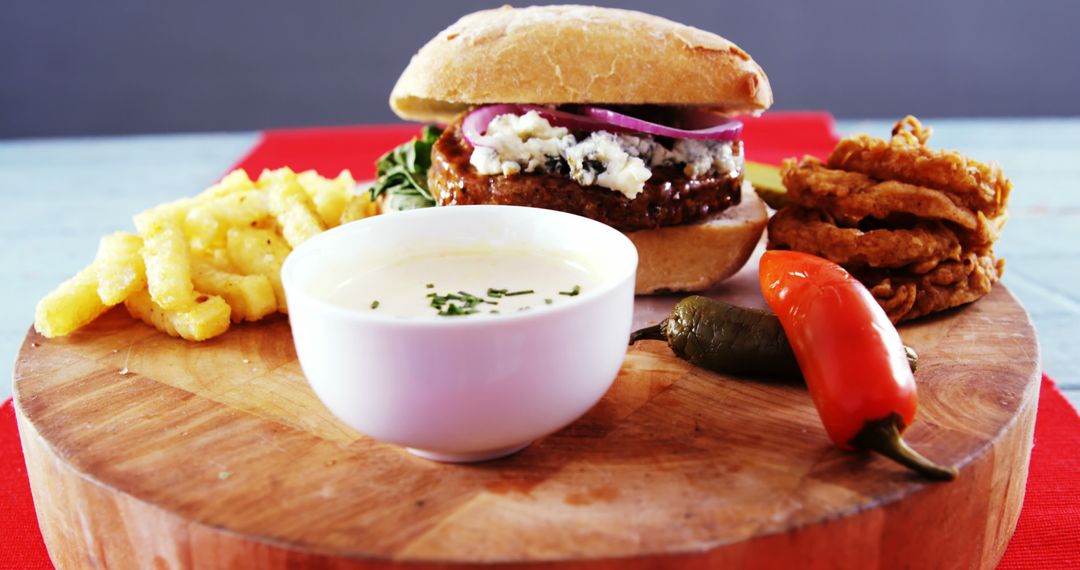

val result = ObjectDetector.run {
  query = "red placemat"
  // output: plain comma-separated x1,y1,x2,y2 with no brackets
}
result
4,113,1077,569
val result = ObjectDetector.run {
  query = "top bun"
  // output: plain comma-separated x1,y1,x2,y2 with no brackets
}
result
390,5,773,123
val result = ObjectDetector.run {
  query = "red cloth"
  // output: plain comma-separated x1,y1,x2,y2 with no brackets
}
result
4,113,1077,568
997,378,1080,568
233,123,422,179
0,401,52,570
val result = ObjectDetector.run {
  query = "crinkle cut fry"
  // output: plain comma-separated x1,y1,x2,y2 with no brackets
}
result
827,116,1012,218
780,156,979,230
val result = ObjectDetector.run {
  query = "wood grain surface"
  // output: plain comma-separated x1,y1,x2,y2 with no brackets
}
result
12,257,1040,569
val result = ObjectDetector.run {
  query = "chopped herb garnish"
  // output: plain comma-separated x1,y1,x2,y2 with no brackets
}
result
455,290,497,305
544,298,553,305
439,303,478,317
428,293,452,308
559,285,582,296
428,289,496,316
426,283,434,289
427,287,541,316
370,300,380,309
487,288,533,297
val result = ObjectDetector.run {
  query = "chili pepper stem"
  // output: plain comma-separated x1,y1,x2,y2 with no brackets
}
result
850,414,958,481
629,322,666,345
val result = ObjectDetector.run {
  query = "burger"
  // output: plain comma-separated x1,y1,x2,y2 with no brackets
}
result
384,5,772,293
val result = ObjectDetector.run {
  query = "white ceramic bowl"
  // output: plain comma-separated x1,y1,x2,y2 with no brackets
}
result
281,205,638,462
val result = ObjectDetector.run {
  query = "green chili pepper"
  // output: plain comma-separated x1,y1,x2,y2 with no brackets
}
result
630,296,918,378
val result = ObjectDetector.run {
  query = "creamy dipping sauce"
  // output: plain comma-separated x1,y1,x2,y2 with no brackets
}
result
314,247,603,317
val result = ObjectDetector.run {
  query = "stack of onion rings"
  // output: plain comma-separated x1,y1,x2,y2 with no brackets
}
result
767,116,1011,323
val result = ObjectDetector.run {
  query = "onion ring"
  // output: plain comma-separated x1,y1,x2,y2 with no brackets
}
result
827,116,1011,218
857,252,1003,323
766,207,962,270
780,156,980,230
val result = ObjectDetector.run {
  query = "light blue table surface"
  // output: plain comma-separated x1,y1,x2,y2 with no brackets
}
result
2,119,1078,413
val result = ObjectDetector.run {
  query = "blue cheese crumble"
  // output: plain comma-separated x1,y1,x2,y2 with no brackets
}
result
469,110,742,200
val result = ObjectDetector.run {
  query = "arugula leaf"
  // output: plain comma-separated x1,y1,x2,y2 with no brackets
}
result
369,125,443,210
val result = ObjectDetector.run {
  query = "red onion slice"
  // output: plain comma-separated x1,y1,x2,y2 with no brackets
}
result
461,104,742,147
462,104,619,147
531,106,620,132
461,104,524,147
578,106,743,141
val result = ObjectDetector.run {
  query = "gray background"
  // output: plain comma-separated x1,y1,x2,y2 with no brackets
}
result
3,0,1078,139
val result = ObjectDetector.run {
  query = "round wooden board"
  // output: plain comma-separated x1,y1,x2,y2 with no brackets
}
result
12,254,1040,570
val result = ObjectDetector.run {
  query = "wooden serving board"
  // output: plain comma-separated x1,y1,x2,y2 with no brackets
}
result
12,253,1040,570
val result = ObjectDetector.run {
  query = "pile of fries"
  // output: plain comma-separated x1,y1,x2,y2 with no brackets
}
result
34,168,377,341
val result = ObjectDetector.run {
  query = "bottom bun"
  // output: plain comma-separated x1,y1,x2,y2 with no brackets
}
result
627,182,767,294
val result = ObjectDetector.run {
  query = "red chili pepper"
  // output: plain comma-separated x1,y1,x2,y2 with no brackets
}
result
758,250,956,480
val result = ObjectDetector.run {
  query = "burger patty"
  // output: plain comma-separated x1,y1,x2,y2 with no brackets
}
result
429,124,744,232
